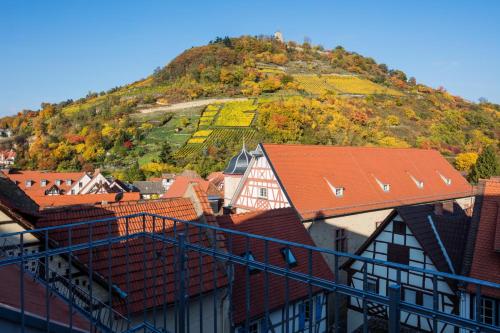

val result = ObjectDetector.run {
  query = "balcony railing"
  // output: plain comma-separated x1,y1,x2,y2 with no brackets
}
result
0,212,499,333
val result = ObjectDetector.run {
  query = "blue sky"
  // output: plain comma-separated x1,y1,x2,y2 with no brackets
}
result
1,0,499,117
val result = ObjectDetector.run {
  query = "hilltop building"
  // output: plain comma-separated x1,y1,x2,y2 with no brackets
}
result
0,128,12,137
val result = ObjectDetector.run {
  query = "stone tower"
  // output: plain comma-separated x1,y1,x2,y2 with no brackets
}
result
274,31,284,43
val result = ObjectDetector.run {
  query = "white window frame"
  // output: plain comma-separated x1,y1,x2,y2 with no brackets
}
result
258,187,268,199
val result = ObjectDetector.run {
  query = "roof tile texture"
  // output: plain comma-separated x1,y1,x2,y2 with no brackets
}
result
262,144,473,220
38,198,227,314
217,208,333,324
468,179,500,298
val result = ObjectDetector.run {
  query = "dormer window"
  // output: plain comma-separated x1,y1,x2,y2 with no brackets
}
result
55,179,62,186
281,248,298,267
241,251,259,273
408,173,424,189
324,178,344,198
25,180,33,187
41,179,48,187
374,177,390,192
66,179,72,185
437,171,452,186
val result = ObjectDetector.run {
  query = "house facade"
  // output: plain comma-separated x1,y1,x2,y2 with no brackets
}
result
0,149,16,167
343,203,469,332
1,170,134,207
228,144,474,273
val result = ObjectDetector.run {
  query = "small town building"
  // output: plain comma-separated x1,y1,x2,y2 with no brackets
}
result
223,144,252,207
342,202,470,332
228,144,474,274
132,180,165,199
0,149,16,167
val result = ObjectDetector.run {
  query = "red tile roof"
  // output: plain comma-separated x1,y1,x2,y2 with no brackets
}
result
36,192,141,208
2,170,86,197
261,144,473,220
216,208,333,324
467,178,500,298
38,198,228,315
164,176,222,199
0,263,90,332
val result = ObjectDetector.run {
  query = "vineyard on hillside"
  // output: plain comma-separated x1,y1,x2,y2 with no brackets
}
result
294,74,403,96
175,128,258,158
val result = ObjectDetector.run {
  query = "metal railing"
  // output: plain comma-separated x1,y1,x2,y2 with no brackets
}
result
0,212,498,333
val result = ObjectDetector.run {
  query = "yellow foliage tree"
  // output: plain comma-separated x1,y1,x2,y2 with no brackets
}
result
454,152,478,172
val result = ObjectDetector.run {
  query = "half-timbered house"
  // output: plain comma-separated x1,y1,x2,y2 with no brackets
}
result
343,202,470,332
229,144,474,276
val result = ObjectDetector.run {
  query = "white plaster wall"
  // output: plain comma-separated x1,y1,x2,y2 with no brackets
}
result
224,175,242,206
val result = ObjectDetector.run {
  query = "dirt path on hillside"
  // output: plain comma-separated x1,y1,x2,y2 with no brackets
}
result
139,97,249,114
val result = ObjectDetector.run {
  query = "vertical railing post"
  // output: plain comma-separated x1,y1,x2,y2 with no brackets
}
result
388,284,401,333
178,233,186,333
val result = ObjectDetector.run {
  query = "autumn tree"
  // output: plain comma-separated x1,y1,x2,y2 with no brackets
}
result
468,146,500,183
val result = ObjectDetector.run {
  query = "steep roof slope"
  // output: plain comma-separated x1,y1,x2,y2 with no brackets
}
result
38,198,227,314
465,178,500,298
0,172,39,217
216,208,333,324
397,203,469,275
2,170,86,197
261,144,473,220
0,263,90,332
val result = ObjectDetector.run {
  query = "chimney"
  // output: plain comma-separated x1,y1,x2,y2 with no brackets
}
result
442,200,454,214
434,202,444,216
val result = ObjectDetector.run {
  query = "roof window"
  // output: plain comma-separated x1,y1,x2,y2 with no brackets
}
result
408,173,424,189
324,178,344,198
374,177,390,192
281,248,298,267
66,179,72,185
437,171,452,185
55,179,62,186
241,251,259,273
41,179,48,187
25,180,33,187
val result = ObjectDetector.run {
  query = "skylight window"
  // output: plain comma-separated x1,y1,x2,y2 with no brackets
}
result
241,251,259,273
281,248,298,267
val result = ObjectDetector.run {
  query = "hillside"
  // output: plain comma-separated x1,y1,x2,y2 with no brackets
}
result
0,35,498,179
